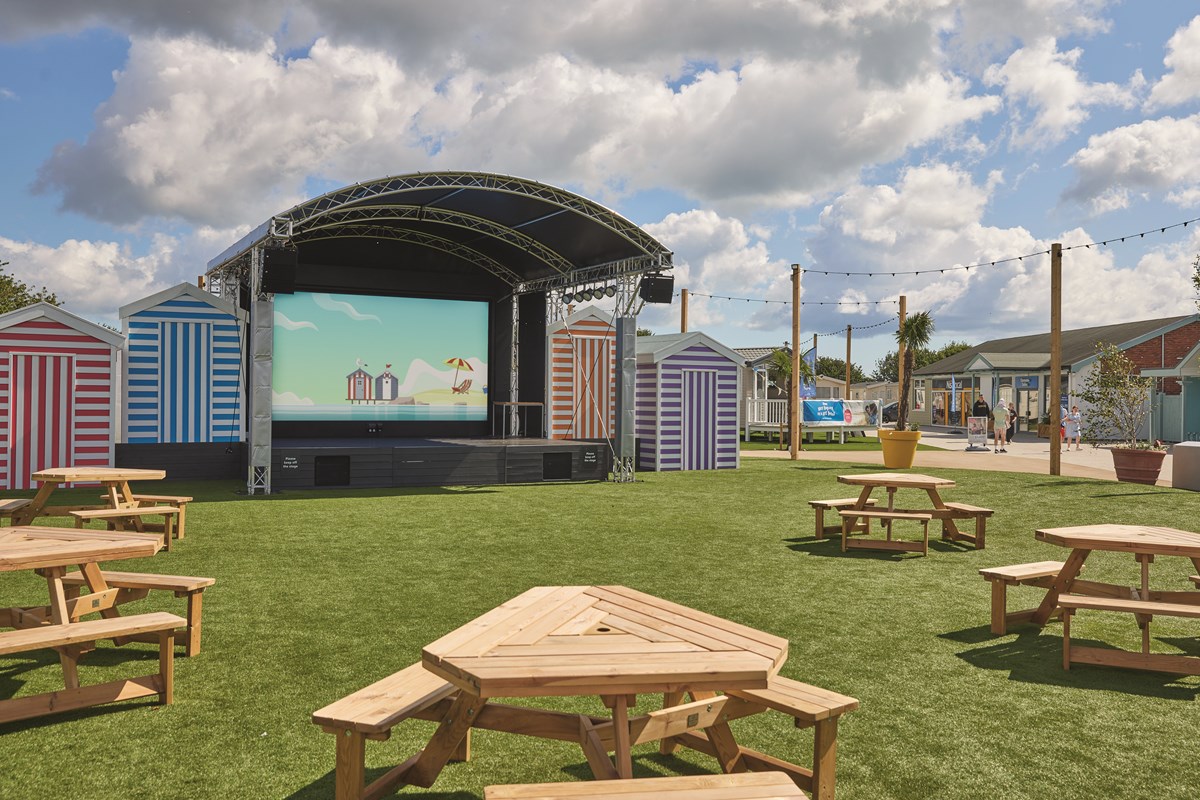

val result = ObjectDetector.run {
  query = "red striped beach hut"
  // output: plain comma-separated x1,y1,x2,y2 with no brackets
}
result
546,308,616,440
0,303,124,489
635,332,744,471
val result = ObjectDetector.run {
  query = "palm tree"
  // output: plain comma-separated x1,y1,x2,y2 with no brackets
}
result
894,310,935,430
768,346,815,445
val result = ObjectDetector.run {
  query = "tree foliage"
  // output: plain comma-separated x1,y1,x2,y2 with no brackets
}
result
1075,341,1154,449
893,311,935,430
0,262,60,314
815,356,868,384
871,340,971,382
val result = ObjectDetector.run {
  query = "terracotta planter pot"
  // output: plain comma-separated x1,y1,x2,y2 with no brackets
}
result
1110,447,1166,485
877,429,922,469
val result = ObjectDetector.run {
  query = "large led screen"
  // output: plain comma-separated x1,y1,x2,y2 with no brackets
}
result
272,292,489,421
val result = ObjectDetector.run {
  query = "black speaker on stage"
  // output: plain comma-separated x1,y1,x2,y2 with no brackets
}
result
262,248,298,294
638,275,674,304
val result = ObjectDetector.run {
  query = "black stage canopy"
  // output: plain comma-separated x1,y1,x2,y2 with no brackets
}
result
206,171,672,294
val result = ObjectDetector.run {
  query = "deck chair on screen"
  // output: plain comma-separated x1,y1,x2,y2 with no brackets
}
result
452,378,472,394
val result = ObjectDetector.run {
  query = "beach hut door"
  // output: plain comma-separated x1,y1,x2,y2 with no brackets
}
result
159,322,212,442
8,354,74,490
681,369,717,470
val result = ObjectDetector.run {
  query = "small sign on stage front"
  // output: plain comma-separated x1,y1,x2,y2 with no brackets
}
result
281,456,299,470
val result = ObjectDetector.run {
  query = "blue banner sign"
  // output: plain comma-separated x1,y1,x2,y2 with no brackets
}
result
799,347,817,399
802,399,847,424
1014,376,1039,389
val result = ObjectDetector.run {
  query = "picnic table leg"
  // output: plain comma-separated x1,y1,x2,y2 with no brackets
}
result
925,488,963,541
402,693,487,788
689,690,747,775
13,481,56,526
659,691,685,754
334,730,366,800
579,718,620,780
1031,548,1090,626
41,566,80,689
610,694,633,778
812,717,840,800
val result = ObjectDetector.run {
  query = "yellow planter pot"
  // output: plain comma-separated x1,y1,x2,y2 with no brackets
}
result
877,429,922,469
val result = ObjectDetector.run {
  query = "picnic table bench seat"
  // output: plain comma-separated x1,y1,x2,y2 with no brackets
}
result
939,502,994,549
1059,594,1200,675
0,611,184,724
979,561,1068,635
0,498,32,524
809,498,876,538
1190,575,1200,587
103,493,192,541
668,675,858,799
312,662,466,800
485,771,809,799
70,506,180,550
59,570,215,656
838,509,932,554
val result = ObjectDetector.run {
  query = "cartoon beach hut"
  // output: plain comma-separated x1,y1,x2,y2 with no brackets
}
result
375,364,399,401
346,363,374,403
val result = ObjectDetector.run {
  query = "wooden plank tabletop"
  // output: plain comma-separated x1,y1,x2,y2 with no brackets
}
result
423,585,788,698
31,467,167,483
0,527,161,571
836,472,955,489
1035,524,1200,558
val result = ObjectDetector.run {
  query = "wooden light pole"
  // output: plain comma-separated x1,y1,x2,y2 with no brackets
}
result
845,325,852,400
790,265,801,459
680,288,689,333
897,295,907,416
1049,243,1062,476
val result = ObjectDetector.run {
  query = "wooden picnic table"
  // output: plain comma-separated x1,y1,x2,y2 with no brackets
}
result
420,585,787,782
1030,524,1200,625
0,525,178,722
836,472,985,553
10,466,166,527
1029,524,1200,674
314,584,859,800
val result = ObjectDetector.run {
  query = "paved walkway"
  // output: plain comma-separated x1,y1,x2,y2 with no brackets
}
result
743,429,1175,486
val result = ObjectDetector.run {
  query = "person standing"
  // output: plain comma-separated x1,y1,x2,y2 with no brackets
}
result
972,394,990,418
1064,405,1083,451
1006,401,1017,443
993,401,1008,453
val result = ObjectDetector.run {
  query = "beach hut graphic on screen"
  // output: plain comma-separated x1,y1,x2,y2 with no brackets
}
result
375,365,399,402
346,364,375,403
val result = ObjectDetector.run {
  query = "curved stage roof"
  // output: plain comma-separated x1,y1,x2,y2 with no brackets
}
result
206,171,672,293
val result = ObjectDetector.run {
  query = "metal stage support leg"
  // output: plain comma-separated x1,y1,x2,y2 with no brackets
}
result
248,246,273,495
612,275,640,483
509,294,520,438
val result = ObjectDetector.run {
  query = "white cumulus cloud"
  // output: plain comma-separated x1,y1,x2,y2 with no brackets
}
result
1146,15,1200,110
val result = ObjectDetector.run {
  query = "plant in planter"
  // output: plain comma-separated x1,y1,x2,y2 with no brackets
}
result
1075,341,1165,485
878,310,934,468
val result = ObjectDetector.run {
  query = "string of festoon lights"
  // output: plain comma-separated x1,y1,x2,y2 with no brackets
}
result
684,292,899,307
791,214,1200,277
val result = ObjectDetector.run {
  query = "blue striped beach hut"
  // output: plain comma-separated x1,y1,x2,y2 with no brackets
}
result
635,332,744,471
119,283,247,445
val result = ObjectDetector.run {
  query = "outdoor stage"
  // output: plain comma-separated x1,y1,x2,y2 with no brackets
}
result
270,437,611,489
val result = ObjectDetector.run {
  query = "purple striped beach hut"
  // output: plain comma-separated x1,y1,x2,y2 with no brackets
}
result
635,332,744,471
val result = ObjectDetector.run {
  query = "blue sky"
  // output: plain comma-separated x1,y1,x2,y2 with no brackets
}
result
3,2,1200,373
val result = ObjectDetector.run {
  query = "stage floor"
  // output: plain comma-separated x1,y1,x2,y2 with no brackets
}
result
271,437,610,489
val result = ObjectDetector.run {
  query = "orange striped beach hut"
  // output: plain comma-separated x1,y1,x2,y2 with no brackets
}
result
546,307,616,440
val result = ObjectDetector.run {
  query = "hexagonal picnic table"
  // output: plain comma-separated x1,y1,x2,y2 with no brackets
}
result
416,585,790,784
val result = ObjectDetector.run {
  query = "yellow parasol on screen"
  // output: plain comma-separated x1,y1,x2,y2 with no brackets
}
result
444,357,474,387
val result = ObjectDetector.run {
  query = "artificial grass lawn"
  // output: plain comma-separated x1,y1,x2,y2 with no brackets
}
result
1,460,1198,800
